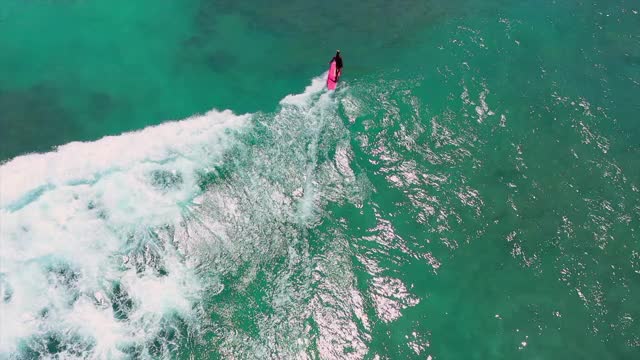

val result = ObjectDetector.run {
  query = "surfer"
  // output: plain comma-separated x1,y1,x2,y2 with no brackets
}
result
330,50,343,80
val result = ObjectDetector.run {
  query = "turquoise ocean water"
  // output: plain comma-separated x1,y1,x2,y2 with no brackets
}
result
1,0,640,358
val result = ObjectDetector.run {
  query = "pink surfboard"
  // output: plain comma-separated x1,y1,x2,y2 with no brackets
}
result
327,60,341,90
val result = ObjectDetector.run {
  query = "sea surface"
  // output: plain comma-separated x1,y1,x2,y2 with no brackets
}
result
1,0,640,358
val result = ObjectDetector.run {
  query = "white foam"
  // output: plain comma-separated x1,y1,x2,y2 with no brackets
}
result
1,110,246,209
0,74,365,358
280,73,327,106
0,109,247,356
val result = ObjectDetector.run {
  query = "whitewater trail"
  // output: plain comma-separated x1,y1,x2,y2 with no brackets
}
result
0,75,351,358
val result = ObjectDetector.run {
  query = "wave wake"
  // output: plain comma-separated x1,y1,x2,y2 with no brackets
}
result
0,108,248,358
0,74,374,359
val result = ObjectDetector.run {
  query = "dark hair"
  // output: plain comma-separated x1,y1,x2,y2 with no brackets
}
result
336,50,341,57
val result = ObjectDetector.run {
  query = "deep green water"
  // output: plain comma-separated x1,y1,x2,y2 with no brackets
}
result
1,0,640,359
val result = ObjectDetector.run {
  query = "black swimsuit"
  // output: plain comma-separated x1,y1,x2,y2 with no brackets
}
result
333,56,343,69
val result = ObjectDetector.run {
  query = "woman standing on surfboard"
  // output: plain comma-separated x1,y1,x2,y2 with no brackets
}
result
330,50,343,80
327,50,343,90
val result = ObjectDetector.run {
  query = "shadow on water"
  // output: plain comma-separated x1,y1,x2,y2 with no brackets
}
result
0,84,78,161
188,0,469,72
204,51,239,73
207,0,453,37
0,83,120,162
88,92,115,119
